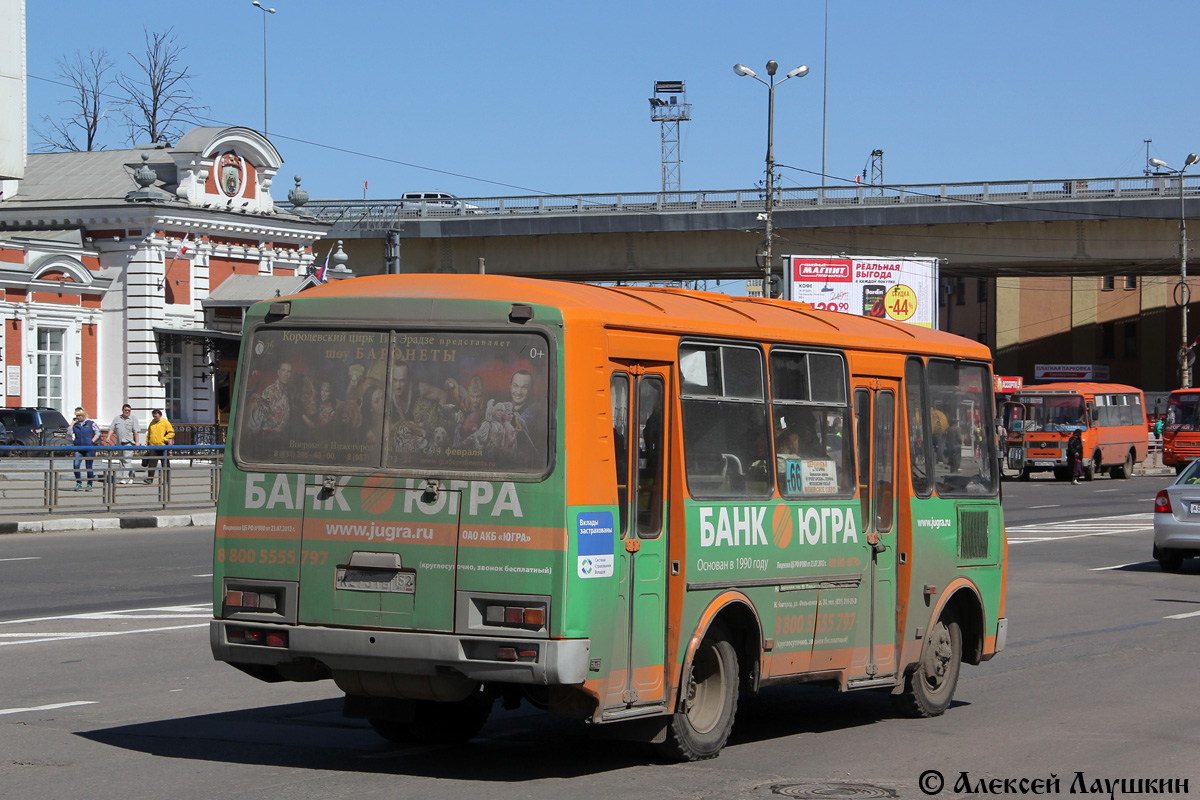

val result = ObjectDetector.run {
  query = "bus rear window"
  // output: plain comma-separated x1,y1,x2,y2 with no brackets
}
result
236,329,551,474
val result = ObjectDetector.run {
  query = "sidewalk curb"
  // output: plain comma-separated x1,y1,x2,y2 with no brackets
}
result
0,510,216,535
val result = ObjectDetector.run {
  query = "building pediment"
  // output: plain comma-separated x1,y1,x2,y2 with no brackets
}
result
29,253,95,286
171,127,283,214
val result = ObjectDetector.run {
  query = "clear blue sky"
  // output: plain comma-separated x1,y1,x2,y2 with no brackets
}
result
23,0,1200,201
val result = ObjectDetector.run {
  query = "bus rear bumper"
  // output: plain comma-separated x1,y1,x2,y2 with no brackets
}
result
210,620,591,686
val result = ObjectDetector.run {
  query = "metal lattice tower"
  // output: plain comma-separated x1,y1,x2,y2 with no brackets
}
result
649,81,691,194
870,149,884,195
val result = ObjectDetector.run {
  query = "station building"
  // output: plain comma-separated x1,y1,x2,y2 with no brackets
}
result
0,126,347,433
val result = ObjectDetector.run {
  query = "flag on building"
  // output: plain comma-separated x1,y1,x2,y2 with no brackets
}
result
176,234,192,258
315,245,331,283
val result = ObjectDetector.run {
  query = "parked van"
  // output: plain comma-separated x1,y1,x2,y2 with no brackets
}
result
398,192,478,213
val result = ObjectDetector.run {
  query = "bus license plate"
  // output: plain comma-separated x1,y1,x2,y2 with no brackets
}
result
335,567,415,594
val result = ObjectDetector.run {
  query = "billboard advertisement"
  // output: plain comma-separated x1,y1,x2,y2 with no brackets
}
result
785,255,939,328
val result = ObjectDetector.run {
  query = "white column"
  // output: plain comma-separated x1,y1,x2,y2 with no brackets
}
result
125,237,167,419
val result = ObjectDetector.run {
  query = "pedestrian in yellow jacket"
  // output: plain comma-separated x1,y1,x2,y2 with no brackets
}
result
143,409,175,484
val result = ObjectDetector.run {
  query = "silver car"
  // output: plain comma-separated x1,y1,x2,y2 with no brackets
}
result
1153,458,1200,571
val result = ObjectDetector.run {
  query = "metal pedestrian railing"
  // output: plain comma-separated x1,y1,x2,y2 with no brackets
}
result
0,445,222,515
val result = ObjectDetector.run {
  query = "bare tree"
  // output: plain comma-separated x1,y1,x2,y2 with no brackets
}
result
35,49,116,152
115,28,208,146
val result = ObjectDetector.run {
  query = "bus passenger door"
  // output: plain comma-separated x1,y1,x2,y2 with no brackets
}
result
605,365,670,711
848,381,898,681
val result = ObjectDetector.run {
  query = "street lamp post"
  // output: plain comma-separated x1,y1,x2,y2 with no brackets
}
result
1150,153,1199,387
252,1,276,135
734,60,809,296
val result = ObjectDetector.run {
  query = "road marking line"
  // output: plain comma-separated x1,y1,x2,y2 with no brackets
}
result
0,604,211,626
0,557,41,562
1028,505,1061,509
1089,562,1140,570
1094,489,1119,493
1009,529,1151,544
0,701,97,716
0,623,209,647
1165,609,1200,620
193,573,213,577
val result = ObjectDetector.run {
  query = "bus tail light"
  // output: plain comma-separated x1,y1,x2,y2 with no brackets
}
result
225,589,279,612
227,626,288,648
483,602,545,630
495,645,538,662
1155,490,1173,514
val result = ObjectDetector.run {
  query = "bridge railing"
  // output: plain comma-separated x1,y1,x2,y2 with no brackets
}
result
291,174,1200,229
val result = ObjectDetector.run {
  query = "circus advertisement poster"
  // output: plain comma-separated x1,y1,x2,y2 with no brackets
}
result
237,329,551,474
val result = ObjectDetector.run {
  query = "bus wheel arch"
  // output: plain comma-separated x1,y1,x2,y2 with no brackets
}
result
940,586,985,666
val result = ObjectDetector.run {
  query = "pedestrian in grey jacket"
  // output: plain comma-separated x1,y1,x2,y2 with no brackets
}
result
110,403,140,484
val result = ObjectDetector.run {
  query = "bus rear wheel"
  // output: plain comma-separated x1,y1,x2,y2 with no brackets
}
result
1111,449,1134,479
656,626,739,761
892,612,962,718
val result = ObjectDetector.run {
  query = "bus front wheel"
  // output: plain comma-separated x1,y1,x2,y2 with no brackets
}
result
892,612,962,718
1084,452,1100,481
657,626,739,761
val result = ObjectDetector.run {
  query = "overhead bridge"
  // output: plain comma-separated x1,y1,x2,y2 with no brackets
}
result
293,175,1200,281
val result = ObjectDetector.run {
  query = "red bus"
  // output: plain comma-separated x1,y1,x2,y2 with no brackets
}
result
1162,389,1200,473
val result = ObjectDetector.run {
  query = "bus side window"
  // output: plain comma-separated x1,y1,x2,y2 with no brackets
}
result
904,358,931,497
873,391,896,533
611,374,630,537
855,389,870,525
637,377,665,537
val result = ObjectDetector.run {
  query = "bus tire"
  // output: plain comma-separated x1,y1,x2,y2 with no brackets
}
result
1084,452,1100,481
1176,464,1188,476
656,626,739,762
891,612,962,719
1019,467,1032,481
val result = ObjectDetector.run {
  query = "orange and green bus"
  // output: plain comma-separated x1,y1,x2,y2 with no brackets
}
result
1003,382,1147,481
1162,388,1200,473
210,275,1008,760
